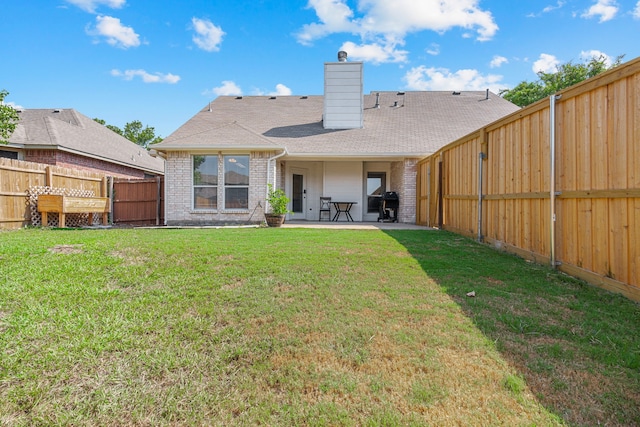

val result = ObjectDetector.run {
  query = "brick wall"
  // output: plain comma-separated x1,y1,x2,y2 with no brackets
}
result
165,151,271,226
24,149,148,179
390,158,418,223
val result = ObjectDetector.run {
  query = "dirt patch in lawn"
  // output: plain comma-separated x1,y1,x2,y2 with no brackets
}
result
48,244,84,254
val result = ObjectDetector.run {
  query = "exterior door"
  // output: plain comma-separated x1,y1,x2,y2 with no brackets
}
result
290,169,307,220
365,172,386,221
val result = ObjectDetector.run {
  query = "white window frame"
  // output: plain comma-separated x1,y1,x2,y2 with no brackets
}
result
223,154,250,211
192,154,218,211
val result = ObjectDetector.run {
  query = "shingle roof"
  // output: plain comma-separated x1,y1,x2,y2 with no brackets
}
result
155,91,520,158
8,109,165,174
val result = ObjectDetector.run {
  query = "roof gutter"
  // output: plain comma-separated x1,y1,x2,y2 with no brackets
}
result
151,144,286,152
148,148,166,160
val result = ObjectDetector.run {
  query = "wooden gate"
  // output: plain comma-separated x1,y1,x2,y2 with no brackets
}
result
111,177,164,226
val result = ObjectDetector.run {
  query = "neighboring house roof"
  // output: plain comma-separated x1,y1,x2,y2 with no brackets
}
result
8,108,165,174
154,91,520,159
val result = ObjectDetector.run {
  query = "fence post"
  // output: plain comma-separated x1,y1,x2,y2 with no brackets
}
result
549,94,561,269
156,176,161,226
477,152,486,242
46,166,53,187
108,176,114,224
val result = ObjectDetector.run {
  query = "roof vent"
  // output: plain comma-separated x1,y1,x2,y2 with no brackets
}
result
396,91,405,95
337,51,348,62
374,92,380,109
300,96,308,99
235,96,243,100
452,91,461,95
269,96,277,100
53,109,62,113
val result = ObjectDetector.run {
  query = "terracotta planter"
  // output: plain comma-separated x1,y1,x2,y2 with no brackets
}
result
265,213,286,227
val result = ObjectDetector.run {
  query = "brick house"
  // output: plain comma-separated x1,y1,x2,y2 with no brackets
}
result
152,52,519,225
3,108,164,178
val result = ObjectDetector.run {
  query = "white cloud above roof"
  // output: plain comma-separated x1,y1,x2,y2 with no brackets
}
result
270,84,293,96
296,0,498,64
339,40,408,64
66,0,125,13
211,81,243,96
191,18,225,52
111,69,180,84
89,15,140,48
633,1,640,18
582,0,619,22
532,53,560,73
403,66,504,93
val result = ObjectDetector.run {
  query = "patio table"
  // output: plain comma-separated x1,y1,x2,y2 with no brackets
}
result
332,201,357,222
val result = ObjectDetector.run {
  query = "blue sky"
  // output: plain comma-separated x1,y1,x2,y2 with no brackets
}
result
1,0,638,138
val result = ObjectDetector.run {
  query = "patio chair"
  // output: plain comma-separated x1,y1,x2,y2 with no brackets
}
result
319,197,331,221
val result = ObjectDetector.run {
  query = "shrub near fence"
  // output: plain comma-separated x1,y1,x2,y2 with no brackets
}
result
416,56,640,301
0,158,107,230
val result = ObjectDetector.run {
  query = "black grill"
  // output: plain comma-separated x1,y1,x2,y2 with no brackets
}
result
377,191,399,222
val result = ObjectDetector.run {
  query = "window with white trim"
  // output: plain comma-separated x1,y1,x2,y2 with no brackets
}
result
223,155,249,209
193,155,218,209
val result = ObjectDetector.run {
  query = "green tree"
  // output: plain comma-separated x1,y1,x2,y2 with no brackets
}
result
0,90,19,144
94,118,163,148
123,120,163,149
93,118,124,136
501,55,624,107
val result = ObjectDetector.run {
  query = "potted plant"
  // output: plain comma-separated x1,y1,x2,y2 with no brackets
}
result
265,184,291,227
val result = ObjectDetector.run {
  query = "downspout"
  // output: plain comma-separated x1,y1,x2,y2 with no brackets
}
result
477,152,486,242
549,95,561,268
426,165,431,226
266,148,289,208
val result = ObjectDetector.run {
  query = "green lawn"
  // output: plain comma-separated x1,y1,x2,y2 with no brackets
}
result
0,227,638,426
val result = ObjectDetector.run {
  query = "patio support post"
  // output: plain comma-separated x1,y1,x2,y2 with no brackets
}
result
266,148,288,209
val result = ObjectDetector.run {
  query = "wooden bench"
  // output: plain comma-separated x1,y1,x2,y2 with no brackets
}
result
38,194,110,228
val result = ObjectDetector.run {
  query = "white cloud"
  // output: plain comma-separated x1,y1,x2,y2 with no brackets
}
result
295,0,498,63
403,66,504,93
270,84,292,96
339,40,408,64
634,1,640,18
582,0,619,22
543,1,565,13
211,81,242,96
89,15,140,48
7,101,24,110
296,0,358,46
111,69,180,84
527,1,566,17
490,55,508,68
66,0,125,13
250,84,294,96
426,43,440,56
533,53,560,73
580,50,613,66
191,17,225,52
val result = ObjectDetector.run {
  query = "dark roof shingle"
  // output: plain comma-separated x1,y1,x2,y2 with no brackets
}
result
155,91,520,158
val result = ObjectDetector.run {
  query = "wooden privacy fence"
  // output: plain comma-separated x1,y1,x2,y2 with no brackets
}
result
1,158,165,228
111,177,164,226
417,56,640,301
0,158,107,229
